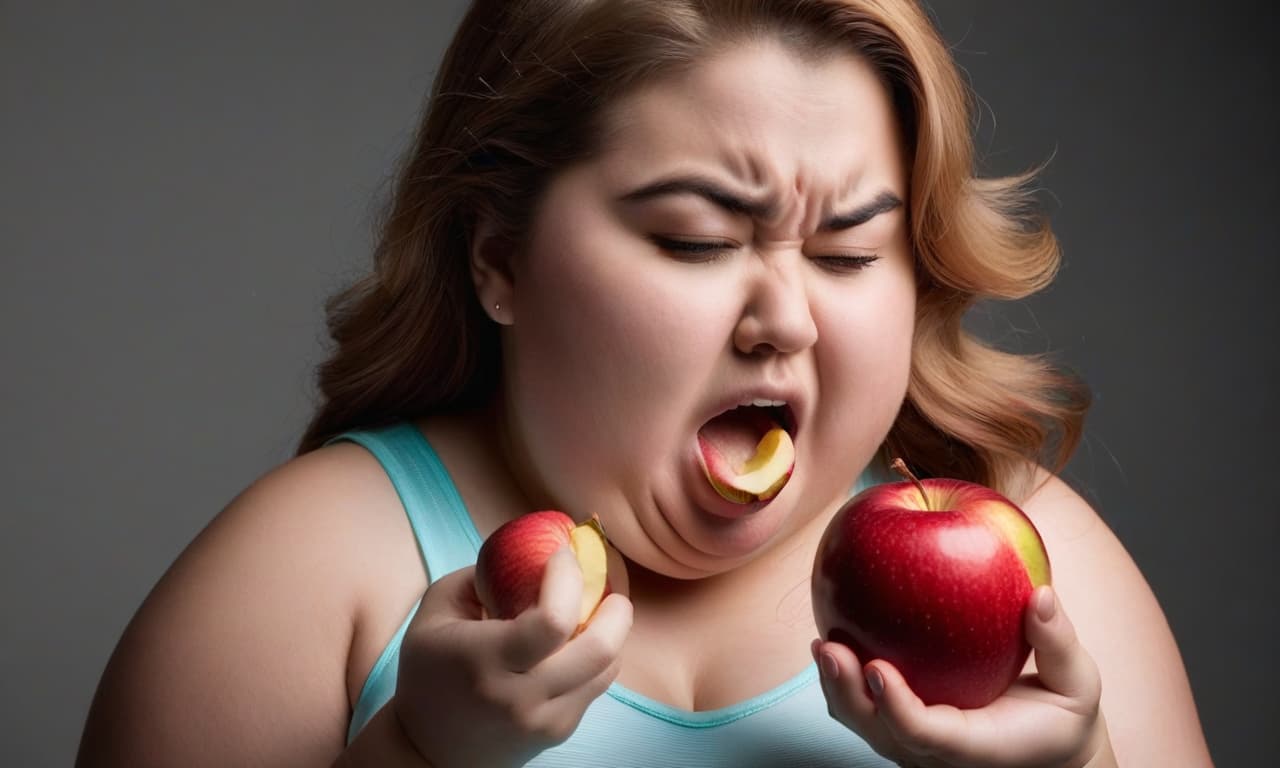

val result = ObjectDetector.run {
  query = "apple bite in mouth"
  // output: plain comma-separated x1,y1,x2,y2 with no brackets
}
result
696,403,796,505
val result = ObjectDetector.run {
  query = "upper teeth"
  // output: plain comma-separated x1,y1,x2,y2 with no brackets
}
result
741,398,786,408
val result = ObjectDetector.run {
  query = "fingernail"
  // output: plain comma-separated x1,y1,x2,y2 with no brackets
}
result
819,652,840,681
1036,588,1056,622
865,667,884,699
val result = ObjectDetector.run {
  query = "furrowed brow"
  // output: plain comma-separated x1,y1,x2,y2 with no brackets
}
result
820,191,904,231
618,176,778,220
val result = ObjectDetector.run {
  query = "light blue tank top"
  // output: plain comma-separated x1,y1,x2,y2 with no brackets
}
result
331,423,895,767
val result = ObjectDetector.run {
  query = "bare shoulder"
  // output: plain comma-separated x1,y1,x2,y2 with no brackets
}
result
77,441,420,768
1020,468,1214,766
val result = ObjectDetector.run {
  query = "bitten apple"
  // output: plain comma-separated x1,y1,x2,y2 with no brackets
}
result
811,459,1051,709
698,426,796,504
474,511,610,632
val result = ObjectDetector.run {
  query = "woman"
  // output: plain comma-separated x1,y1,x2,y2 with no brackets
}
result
77,1,1212,765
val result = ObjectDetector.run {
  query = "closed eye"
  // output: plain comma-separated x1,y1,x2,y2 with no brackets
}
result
649,236,737,262
650,237,879,273
812,254,880,274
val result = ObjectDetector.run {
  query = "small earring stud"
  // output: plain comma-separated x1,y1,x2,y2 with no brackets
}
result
494,303,501,311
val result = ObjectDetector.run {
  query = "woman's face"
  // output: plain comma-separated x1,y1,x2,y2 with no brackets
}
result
494,37,916,578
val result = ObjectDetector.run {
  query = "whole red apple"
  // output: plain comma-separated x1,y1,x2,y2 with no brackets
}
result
474,511,611,632
811,459,1051,709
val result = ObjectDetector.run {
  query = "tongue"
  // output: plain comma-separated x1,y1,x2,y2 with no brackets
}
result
698,408,777,468
697,408,795,504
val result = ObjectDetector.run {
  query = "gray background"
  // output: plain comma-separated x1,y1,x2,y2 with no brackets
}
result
2,1,1275,765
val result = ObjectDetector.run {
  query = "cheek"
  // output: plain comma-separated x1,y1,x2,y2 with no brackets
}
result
507,228,725,492
812,276,915,465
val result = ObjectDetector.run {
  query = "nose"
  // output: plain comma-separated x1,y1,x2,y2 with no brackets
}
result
732,255,819,357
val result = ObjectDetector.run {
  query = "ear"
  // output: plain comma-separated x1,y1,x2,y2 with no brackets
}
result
470,214,515,325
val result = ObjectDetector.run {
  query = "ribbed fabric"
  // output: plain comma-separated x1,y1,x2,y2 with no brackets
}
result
332,423,895,766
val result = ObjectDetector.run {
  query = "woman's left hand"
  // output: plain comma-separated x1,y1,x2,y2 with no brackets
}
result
812,585,1112,768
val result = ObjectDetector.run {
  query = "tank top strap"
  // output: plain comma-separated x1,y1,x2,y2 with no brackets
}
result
849,451,895,497
326,422,483,581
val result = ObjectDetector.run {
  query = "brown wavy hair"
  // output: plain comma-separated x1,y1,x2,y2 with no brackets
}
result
296,0,1090,502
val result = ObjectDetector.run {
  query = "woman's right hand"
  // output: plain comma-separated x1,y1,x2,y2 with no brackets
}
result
392,548,633,768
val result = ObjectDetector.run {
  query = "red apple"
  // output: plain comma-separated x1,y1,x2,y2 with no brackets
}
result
474,511,611,632
811,459,1051,709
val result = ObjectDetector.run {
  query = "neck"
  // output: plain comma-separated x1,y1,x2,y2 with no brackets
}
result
623,498,835,629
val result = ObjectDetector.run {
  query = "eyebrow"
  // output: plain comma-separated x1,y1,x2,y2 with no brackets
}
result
618,175,903,231
819,190,904,231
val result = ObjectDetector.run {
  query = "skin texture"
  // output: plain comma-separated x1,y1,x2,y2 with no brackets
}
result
76,36,1214,768
474,38,916,576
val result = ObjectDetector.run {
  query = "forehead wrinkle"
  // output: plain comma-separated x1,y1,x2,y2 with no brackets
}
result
597,42,900,240
718,144,867,239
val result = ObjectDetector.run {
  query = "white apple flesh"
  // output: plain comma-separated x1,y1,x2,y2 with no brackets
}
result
698,425,796,504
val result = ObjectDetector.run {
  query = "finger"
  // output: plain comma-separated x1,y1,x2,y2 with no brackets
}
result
514,651,626,750
812,639,878,727
549,650,623,717
537,593,633,698
536,620,630,741
866,660,968,762
417,565,484,623
552,604,630,706
1025,586,1101,703
500,547,584,671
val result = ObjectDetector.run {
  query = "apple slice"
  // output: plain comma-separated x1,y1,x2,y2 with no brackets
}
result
474,511,611,632
567,517,609,625
698,425,796,504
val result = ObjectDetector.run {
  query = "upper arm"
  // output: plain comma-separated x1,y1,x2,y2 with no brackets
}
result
1021,470,1213,766
76,443,393,768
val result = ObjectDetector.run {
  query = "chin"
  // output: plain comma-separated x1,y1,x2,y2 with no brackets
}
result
649,473,805,568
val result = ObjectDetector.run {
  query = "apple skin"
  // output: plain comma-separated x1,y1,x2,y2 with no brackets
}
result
474,510,610,631
811,472,1051,709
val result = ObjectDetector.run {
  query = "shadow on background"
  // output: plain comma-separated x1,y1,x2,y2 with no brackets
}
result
2,2,1274,765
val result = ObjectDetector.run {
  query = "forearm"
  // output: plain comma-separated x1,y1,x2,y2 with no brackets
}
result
331,698,432,768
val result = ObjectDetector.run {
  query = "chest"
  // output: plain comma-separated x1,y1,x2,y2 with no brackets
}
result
614,571,823,712
525,668,894,768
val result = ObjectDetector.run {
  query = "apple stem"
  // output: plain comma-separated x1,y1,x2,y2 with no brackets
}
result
890,458,931,511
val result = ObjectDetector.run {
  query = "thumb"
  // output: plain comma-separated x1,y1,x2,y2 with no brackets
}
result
1026,586,1100,703
500,546,583,671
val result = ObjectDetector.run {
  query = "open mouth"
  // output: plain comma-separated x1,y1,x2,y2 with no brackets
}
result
696,403,797,505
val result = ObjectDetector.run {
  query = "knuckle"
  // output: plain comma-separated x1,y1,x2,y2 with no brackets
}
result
540,716,577,745
598,620,629,657
532,605,578,641
515,705,574,745
576,631,617,672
